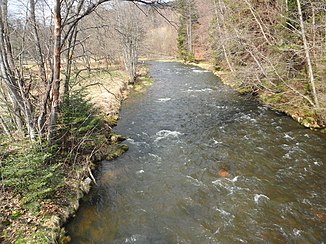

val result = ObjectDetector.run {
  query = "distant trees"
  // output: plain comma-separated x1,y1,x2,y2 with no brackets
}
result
209,0,326,125
113,1,144,84
175,0,198,62
0,0,164,143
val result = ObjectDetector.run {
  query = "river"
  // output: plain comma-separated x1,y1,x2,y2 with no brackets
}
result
66,62,326,243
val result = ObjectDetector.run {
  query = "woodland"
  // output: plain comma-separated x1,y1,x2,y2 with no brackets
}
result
0,0,325,242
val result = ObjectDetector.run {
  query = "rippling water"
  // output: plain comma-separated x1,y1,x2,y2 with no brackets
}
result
66,62,326,243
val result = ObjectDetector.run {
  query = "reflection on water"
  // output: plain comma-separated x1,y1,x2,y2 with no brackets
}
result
66,62,326,243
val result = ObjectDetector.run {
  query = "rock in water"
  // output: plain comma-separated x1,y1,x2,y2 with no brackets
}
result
218,168,229,177
315,212,326,222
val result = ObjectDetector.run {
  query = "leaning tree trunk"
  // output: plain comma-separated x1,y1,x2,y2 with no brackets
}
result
296,0,319,109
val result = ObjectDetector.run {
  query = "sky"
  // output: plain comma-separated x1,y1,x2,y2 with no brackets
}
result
7,0,173,20
8,0,53,21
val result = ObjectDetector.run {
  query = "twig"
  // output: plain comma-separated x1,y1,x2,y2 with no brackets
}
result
88,167,97,185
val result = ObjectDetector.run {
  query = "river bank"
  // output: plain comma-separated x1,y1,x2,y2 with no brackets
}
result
188,61,326,133
0,65,150,243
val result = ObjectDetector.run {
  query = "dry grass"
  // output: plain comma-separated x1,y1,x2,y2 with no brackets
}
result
72,66,129,115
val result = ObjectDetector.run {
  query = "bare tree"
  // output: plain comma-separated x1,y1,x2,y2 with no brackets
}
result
0,0,36,140
0,0,165,142
296,0,319,109
47,0,62,143
209,0,325,126
113,1,144,83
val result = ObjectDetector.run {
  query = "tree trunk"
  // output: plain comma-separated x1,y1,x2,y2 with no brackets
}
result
0,0,35,140
215,0,235,73
48,0,62,144
29,0,47,83
296,0,319,108
63,26,78,100
0,114,12,138
187,0,193,55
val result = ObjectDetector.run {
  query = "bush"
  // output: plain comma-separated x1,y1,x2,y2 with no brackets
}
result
1,142,63,204
60,89,102,146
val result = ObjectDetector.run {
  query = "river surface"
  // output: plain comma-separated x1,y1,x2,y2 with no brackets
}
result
66,62,326,243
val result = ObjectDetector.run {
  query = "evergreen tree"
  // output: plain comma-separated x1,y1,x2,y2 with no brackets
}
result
175,0,198,62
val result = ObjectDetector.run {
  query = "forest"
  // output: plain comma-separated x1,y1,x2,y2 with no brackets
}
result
177,0,326,128
0,0,325,242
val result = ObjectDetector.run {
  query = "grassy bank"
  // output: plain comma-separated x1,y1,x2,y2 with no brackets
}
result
0,66,132,243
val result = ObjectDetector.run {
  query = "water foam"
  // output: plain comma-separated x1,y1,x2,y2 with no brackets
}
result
186,175,204,187
136,170,145,174
157,97,171,102
127,138,148,146
154,130,183,143
186,88,213,93
254,194,270,204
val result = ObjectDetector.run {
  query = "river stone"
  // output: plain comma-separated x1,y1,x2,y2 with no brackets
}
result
218,168,229,177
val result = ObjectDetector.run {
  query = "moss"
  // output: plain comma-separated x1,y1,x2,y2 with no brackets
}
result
10,211,21,220
238,87,254,94
24,202,41,214
106,144,129,160
301,117,316,127
133,73,154,93
260,93,283,105
103,114,119,126
139,77,153,86
110,134,128,143
133,83,146,93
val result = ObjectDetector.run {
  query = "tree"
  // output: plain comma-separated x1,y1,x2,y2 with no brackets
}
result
141,5,178,58
0,0,36,140
209,0,326,125
48,0,62,143
296,0,319,109
175,0,198,62
0,0,164,142
113,1,144,83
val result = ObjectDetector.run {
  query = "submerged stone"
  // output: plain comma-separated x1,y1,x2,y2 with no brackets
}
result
315,212,326,222
218,168,229,177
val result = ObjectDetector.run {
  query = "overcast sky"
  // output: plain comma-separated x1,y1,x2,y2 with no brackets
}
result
7,0,53,20
7,0,173,20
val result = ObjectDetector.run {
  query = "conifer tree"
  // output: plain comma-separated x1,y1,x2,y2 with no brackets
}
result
175,0,198,62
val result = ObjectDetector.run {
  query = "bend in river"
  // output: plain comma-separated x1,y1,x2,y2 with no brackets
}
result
66,62,326,243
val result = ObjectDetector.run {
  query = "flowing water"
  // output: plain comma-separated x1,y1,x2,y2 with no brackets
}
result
66,62,326,243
